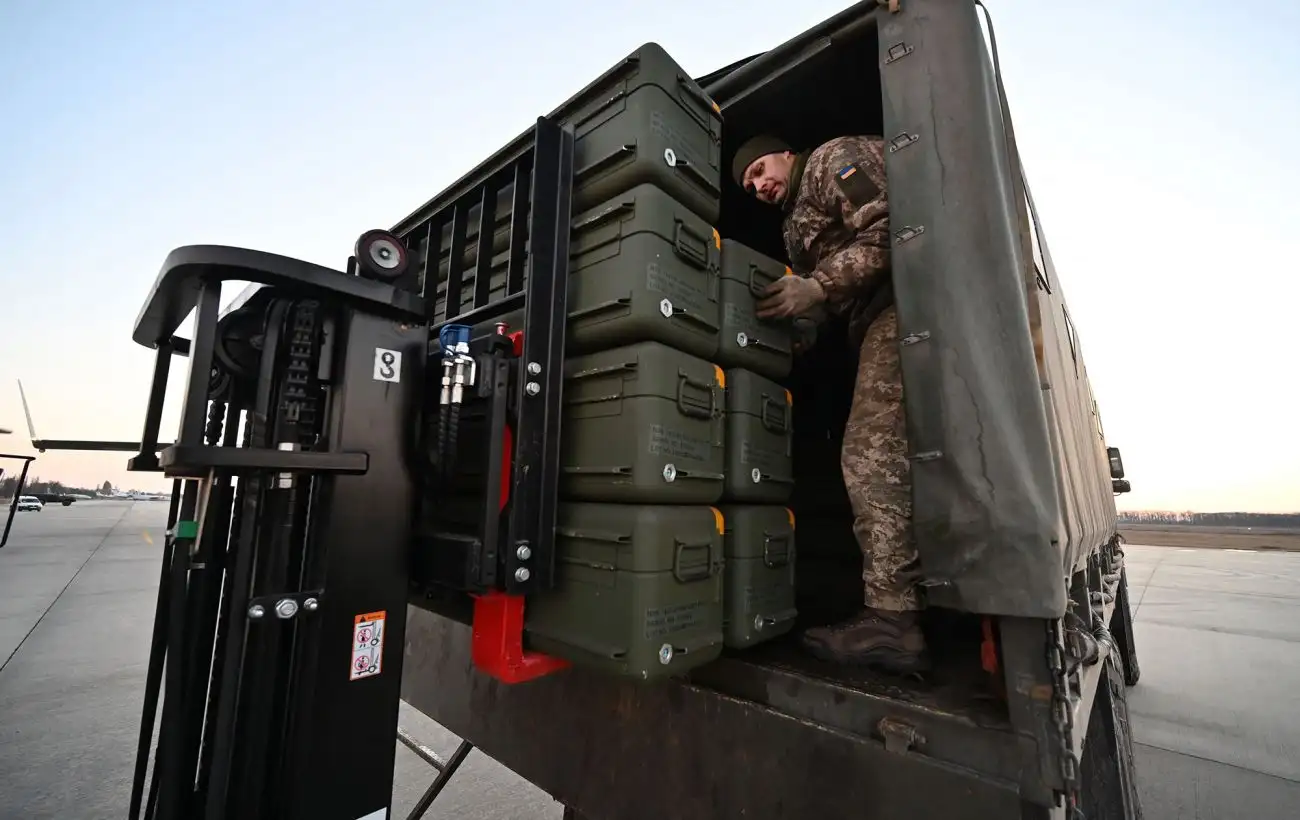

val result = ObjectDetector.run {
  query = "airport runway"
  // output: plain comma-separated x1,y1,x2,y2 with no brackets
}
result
1,500,1297,819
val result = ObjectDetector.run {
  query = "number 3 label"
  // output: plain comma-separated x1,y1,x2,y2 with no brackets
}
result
373,348,402,383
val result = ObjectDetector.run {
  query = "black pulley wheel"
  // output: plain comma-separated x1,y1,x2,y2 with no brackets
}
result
354,229,410,281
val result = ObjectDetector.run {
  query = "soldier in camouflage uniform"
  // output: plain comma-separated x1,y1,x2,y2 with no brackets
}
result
734,134,929,675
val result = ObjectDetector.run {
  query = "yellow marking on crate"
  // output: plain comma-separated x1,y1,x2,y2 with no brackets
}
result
709,507,725,534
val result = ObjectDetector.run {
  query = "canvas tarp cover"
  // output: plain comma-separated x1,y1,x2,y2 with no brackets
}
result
703,0,1123,619
866,1,1121,617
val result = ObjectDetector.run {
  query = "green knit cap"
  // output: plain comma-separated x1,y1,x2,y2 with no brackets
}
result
731,134,792,188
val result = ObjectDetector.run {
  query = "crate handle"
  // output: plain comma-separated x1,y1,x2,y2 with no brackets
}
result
574,144,637,184
566,360,639,381
668,154,722,199
676,372,716,419
673,538,716,583
572,200,637,233
675,75,719,130
763,532,793,568
761,394,791,434
673,220,711,270
733,332,791,358
663,303,719,334
554,526,631,546
567,296,633,323
746,263,783,296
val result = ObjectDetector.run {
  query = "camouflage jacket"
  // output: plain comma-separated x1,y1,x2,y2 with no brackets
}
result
782,135,891,340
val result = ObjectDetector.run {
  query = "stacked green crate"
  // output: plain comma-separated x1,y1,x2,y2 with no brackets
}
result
428,44,799,679
712,240,800,649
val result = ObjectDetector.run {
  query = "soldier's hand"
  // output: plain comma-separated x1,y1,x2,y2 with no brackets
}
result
756,275,826,320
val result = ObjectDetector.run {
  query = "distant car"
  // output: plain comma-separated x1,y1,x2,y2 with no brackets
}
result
17,496,43,512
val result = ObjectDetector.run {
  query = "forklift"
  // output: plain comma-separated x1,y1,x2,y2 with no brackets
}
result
24,2,1143,818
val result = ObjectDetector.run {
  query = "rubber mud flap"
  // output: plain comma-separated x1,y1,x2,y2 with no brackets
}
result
566,185,721,359
722,368,793,504
715,239,795,379
525,503,725,680
719,505,797,649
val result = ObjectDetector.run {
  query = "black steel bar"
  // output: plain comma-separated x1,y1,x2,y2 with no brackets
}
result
128,479,183,820
128,340,175,472
474,354,510,590
431,292,525,339
0,455,34,549
396,726,448,772
154,479,203,819
177,477,226,816
195,404,247,803
473,181,498,310
280,309,425,820
504,118,574,593
159,446,368,478
133,245,426,350
505,160,531,296
443,205,468,324
203,299,289,820
421,219,441,304
998,616,1063,808
176,283,222,449
404,741,474,820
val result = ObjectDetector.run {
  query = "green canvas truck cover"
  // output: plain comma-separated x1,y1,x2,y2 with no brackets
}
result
702,0,1118,617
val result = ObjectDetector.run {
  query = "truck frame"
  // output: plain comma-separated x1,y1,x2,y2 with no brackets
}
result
21,2,1143,819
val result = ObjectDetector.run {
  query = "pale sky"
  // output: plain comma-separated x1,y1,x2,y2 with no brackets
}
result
1,1,1297,512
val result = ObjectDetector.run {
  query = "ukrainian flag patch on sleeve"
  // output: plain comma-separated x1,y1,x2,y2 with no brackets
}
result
833,162,879,207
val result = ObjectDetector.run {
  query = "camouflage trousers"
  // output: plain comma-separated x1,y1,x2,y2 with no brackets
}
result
841,305,923,612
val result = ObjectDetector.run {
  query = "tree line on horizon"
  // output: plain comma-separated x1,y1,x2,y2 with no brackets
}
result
1119,510,1300,528
0,474,113,498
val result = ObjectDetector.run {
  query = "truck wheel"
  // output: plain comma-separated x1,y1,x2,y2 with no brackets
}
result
1110,569,1141,686
1079,657,1144,819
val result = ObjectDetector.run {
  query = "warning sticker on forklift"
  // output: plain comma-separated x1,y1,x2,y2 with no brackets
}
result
350,611,386,681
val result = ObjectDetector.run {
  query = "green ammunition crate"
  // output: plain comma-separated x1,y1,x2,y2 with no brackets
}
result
433,186,722,358
719,506,797,649
723,368,794,504
567,184,720,357
526,503,725,681
562,342,725,504
715,240,795,380
421,42,724,295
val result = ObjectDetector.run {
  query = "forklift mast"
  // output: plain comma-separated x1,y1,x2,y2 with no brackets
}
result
112,117,576,820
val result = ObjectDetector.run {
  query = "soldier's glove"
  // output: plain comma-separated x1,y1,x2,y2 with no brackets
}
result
756,275,826,321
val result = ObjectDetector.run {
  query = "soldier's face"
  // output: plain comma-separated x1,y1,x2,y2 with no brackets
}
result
742,151,795,206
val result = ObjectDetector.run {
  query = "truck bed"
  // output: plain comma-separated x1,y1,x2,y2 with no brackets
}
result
402,601,1029,820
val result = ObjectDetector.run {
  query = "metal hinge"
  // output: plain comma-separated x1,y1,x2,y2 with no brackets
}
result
879,717,923,753
884,42,914,64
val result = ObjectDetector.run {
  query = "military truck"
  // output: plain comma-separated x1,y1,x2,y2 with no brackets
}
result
394,1,1144,818
31,1,1140,818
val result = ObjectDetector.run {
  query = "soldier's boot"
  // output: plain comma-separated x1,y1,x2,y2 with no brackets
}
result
800,607,931,675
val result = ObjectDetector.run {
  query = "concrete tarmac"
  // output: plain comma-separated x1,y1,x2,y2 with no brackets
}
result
1,500,1296,819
